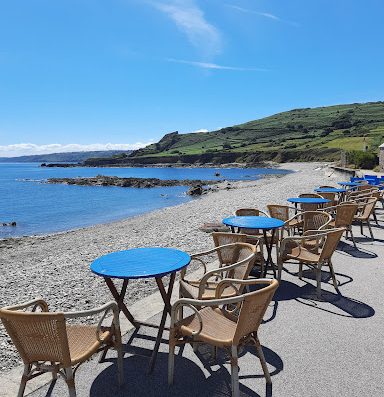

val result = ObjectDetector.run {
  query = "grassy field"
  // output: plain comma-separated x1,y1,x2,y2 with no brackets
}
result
113,101,384,164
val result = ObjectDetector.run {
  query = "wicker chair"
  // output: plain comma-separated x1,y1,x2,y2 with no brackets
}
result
277,228,345,297
267,204,301,228
179,242,257,300
169,278,279,397
284,211,332,237
319,192,336,207
298,193,324,211
212,232,264,274
324,202,358,248
353,197,378,240
0,299,123,397
234,208,270,242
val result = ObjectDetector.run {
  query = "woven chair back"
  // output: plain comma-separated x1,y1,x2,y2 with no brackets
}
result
212,232,247,265
229,243,257,281
299,193,323,211
303,211,331,232
233,279,278,344
335,203,358,227
235,208,267,235
319,228,345,262
319,192,335,207
359,197,378,219
356,184,376,191
267,205,289,221
0,310,71,366
235,208,261,216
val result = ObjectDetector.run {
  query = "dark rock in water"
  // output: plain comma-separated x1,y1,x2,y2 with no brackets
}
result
2,222,16,227
187,185,203,196
47,176,217,189
214,172,221,177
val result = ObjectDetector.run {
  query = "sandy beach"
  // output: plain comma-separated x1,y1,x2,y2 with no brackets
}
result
0,162,341,371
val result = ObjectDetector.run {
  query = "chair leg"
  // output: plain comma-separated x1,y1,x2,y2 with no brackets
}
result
211,345,218,361
277,257,283,281
316,265,322,298
298,262,303,279
349,228,357,248
64,367,76,397
328,260,338,291
231,345,240,397
254,337,272,384
17,364,31,397
168,335,176,385
115,333,124,386
373,210,379,225
51,362,58,380
367,220,374,240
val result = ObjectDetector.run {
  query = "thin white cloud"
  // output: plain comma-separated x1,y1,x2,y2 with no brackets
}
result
192,128,208,133
167,58,268,71
151,0,222,57
0,142,153,157
227,4,299,27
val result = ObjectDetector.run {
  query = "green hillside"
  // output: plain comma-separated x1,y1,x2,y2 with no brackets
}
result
127,101,384,165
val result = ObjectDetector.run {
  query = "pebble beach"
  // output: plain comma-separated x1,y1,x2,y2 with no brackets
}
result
0,162,340,371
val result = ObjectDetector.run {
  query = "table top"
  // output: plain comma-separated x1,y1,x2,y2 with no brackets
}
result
223,216,284,230
90,247,191,279
315,187,347,193
337,181,359,187
287,197,331,204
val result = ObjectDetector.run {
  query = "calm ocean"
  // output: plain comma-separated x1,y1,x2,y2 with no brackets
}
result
0,163,290,238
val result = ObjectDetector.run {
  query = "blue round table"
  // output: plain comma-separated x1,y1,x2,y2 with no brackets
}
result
91,247,190,372
337,181,359,188
314,187,346,193
223,216,284,277
287,197,331,205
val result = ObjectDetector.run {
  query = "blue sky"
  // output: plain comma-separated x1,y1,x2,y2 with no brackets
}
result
1,0,384,156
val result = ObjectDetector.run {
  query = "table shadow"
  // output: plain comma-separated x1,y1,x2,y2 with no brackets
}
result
90,352,263,397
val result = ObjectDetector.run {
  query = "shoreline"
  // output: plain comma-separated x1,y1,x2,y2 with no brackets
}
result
0,162,337,371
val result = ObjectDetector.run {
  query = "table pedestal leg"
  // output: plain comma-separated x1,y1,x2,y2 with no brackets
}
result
262,229,277,278
104,277,138,328
148,272,176,373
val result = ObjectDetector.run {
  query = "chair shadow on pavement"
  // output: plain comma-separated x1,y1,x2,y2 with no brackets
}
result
267,275,374,320
90,350,272,397
337,240,378,259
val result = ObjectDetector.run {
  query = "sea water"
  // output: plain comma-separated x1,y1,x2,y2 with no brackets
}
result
0,163,290,238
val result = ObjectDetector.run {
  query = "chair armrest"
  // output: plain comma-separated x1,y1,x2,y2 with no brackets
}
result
171,294,246,334
197,252,256,298
3,298,49,312
191,243,242,258
285,212,303,226
64,301,120,343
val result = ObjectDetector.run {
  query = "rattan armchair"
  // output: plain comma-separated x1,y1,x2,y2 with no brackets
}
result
319,192,336,207
278,228,345,297
267,204,301,230
212,231,264,273
283,211,332,237
233,208,270,243
169,278,279,397
179,242,257,300
298,193,324,211
353,197,378,240
324,202,358,247
0,299,123,397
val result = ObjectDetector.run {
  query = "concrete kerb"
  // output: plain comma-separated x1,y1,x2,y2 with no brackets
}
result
0,264,207,397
